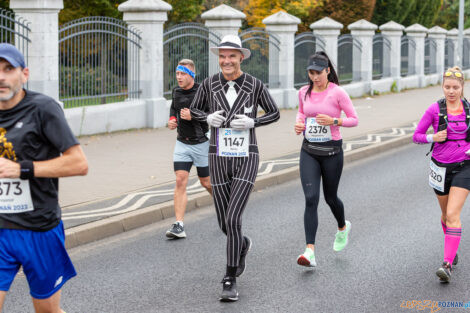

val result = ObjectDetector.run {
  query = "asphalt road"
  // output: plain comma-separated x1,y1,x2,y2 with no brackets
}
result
4,143,470,313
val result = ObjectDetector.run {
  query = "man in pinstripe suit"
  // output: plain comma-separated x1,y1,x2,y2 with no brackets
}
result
190,35,280,302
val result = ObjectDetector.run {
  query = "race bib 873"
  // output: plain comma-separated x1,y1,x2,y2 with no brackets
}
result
0,179,34,214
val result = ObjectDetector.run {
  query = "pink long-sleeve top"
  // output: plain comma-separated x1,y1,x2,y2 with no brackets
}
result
296,83,358,140
413,101,470,163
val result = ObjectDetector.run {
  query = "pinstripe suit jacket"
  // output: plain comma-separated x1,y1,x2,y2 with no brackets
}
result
190,72,280,154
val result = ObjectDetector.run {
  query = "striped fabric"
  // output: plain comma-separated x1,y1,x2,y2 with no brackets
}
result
190,72,280,266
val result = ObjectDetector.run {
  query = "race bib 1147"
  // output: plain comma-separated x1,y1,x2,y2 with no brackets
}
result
217,128,249,157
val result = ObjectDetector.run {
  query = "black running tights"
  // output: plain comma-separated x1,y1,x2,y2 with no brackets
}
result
299,148,346,245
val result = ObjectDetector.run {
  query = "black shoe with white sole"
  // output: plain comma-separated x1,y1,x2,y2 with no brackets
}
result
436,262,452,283
165,222,186,239
236,236,252,277
219,277,238,302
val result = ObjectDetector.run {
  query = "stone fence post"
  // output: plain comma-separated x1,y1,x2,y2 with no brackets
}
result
263,11,300,108
428,26,447,79
310,17,343,68
380,21,404,89
405,24,428,87
10,0,63,100
348,19,377,90
119,0,172,128
447,28,459,68
202,4,245,76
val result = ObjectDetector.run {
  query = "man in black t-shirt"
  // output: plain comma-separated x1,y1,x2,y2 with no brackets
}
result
0,43,88,313
165,59,211,239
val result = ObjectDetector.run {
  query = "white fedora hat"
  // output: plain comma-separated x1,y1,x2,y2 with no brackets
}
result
210,34,251,59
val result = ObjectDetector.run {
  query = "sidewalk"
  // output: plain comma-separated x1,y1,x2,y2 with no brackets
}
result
60,84,443,207
60,84,451,247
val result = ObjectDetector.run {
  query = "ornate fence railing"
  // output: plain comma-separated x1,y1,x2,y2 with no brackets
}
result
372,34,391,80
424,37,437,74
338,34,362,84
294,32,326,88
163,23,221,98
401,36,416,77
59,17,141,108
240,27,280,88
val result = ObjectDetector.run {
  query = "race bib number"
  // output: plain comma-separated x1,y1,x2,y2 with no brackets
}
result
305,117,332,142
0,179,34,214
429,160,446,192
217,128,249,157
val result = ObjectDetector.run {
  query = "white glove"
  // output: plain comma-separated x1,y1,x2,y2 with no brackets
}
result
230,114,255,130
206,110,226,128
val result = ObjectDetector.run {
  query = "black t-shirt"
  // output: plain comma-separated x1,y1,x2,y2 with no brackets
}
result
0,90,79,231
169,83,209,145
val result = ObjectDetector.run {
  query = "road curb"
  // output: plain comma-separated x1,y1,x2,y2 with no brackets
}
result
65,133,413,249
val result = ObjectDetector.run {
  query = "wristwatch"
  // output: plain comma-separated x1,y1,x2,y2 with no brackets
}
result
333,118,339,126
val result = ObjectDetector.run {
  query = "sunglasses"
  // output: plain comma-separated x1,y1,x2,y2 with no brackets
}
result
444,71,463,78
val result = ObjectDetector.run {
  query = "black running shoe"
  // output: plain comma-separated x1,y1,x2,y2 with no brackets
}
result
453,253,458,266
219,276,238,302
236,236,252,277
165,222,186,239
436,262,452,283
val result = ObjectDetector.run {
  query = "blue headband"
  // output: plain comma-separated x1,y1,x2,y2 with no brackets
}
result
176,65,195,78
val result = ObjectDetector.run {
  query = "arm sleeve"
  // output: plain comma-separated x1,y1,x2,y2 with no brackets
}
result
169,89,176,119
40,101,79,153
190,81,209,122
296,88,306,122
337,88,358,127
254,83,280,127
413,105,435,144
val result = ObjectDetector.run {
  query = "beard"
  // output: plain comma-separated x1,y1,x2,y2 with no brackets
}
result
0,84,21,101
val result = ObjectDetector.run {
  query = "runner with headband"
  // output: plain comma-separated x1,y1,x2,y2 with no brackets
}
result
294,52,358,268
166,59,212,239
0,43,88,313
413,66,470,283
190,35,279,301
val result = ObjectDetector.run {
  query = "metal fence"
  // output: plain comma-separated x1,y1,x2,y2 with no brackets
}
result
59,16,141,108
464,38,470,70
294,32,326,88
338,34,361,84
240,27,280,88
424,37,437,74
401,36,416,77
163,23,221,98
0,9,30,70
445,38,454,69
372,34,391,80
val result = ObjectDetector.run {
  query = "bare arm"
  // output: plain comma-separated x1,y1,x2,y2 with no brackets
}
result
0,145,88,179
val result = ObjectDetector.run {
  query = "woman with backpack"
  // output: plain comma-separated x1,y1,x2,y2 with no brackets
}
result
413,66,470,282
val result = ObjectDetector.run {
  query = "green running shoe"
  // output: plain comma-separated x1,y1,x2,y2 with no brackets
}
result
297,247,316,267
333,220,351,252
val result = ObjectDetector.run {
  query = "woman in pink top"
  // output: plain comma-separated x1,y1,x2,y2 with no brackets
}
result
294,52,358,268
413,66,470,283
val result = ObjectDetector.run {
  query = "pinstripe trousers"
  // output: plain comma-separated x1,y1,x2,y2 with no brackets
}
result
209,152,259,267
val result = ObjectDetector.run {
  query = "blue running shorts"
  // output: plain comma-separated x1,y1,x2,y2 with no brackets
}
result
173,140,209,168
0,221,76,299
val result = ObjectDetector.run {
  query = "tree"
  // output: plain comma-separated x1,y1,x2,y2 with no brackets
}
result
243,0,323,32
434,0,470,29
59,0,124,24
166,0,204,26
372,0,444,28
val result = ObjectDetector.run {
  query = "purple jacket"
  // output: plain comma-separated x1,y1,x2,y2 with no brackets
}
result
413,101,470,164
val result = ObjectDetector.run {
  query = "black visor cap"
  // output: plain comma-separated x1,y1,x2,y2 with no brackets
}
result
306,56,328,72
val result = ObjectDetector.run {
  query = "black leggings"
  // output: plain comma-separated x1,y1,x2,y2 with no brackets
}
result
299,148,346,245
